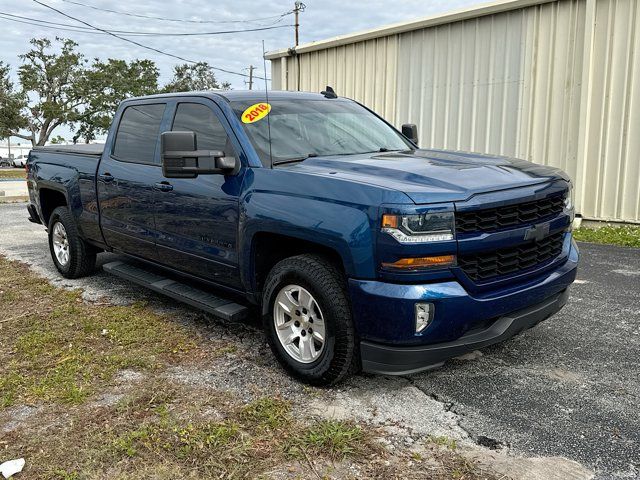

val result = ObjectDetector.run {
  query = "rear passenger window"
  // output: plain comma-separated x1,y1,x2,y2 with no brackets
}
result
113,104,166,163
172,103,227,152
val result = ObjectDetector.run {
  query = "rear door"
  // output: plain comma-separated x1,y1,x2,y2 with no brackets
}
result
97,101,167,259
153,99,245,288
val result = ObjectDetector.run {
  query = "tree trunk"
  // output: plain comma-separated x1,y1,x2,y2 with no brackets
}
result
37,121,50,146
10,132,36,147
37,121,62,147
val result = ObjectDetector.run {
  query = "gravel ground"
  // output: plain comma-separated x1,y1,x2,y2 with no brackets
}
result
1,202,638,479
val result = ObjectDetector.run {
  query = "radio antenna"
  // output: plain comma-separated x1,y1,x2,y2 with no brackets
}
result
262,40,273,169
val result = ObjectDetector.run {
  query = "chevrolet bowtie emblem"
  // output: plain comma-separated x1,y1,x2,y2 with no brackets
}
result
524,223,550,242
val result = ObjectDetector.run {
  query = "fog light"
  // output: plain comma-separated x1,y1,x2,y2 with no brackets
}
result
415,303,434,333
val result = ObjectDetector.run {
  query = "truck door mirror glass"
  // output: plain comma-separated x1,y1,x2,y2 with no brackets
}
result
161,131,238,178
401,124,419,146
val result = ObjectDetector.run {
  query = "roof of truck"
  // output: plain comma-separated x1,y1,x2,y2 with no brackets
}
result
124,90,349,104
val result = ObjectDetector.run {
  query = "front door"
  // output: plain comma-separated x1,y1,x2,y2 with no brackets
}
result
97,102,166,260
153,99,245,289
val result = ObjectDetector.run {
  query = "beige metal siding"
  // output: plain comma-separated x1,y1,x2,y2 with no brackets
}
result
270,0,640,222
284,36,400,122
577,0,640,222
394,10,529,156
270,60,282,90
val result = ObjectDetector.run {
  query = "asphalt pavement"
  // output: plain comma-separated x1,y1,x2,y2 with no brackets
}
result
411,241,640,479
0,202,638,479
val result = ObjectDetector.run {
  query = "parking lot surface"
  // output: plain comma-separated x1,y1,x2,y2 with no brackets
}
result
0,202,638,479
412,241,640,478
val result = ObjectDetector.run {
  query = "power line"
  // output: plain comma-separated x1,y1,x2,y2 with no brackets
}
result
60,0,294,25
31,0,269,81
0,11,292,37
0,13,106,34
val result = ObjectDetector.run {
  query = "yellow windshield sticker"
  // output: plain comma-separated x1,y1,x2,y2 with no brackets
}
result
241,102,271,124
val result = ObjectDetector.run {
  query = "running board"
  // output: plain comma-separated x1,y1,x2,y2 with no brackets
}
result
103,261,248,322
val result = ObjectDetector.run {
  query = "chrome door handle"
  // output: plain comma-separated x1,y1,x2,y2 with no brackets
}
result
154,182,174,192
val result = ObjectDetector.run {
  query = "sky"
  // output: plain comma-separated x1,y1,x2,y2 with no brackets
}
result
0,0,483,142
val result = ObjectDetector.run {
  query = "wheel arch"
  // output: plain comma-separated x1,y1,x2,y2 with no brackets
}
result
249,232,347,303
39,187,69,226
240,192,378,299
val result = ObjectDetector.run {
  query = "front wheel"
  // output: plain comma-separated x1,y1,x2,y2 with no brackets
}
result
48,206,97,279
262,254,359,386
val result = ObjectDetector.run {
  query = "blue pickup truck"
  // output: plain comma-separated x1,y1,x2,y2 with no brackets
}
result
26,90,578,385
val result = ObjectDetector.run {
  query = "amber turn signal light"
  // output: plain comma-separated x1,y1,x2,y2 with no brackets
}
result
381,214,399,229
381,255,456,270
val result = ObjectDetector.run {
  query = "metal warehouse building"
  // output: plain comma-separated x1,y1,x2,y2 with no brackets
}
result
267,0,640,224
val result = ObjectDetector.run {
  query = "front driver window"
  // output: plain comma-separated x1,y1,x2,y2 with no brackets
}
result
172,103,229,152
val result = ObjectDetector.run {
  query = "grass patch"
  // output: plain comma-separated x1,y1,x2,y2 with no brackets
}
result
288,419,366,460
574,225,640,248
0,168,25,179
429,435,458,450
0,256,196,407
112,418,246,460
1,378,375,478
240,396,291,429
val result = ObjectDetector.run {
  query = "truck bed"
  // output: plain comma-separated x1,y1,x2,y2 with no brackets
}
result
29,144,104,245
32,143,104,156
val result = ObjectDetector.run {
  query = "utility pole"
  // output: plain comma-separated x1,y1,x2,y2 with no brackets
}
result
294,1,306,47
247,65,255,90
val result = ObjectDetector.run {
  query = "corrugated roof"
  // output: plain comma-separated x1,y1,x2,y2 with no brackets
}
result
265,0,556,59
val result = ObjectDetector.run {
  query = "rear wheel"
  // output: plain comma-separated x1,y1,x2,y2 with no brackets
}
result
262,254,359,386
48,206,97,278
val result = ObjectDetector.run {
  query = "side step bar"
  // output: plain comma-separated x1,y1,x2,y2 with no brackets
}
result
103,261,248,322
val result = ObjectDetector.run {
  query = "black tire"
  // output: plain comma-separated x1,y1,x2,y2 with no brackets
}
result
48,206,97,279
262,254,359,386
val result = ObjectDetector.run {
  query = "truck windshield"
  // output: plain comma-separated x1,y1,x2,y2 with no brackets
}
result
230,98,412,166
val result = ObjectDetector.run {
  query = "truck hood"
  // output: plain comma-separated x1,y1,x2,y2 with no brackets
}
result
286,149,569,204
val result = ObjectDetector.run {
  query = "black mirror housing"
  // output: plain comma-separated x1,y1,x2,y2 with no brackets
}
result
401,124,419,146
161,131,238,178
162,130,196,153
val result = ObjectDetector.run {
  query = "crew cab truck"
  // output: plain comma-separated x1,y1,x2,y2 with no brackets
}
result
26,91,579,385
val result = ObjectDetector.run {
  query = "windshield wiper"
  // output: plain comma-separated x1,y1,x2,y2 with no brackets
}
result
273,153,318,165
344,148,402,155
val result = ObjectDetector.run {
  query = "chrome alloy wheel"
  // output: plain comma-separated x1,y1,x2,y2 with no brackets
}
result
52,221,70,267
273,284,326,363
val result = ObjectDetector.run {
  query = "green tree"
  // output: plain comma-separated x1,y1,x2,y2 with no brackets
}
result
0,62,28,142
74,59,159,143
49,135,66,144
163,62,231,92
16,38,87,146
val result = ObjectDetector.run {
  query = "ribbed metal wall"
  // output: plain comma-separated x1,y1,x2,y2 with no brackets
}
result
577,0,640,222
270,0,640,223
290,36,400,122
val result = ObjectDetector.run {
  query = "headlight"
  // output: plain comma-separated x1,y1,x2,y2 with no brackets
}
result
564,184,575,228
564,184,574,211
382,212,455,243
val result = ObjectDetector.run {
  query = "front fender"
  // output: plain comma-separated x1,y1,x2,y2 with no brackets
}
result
240,190,378,289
